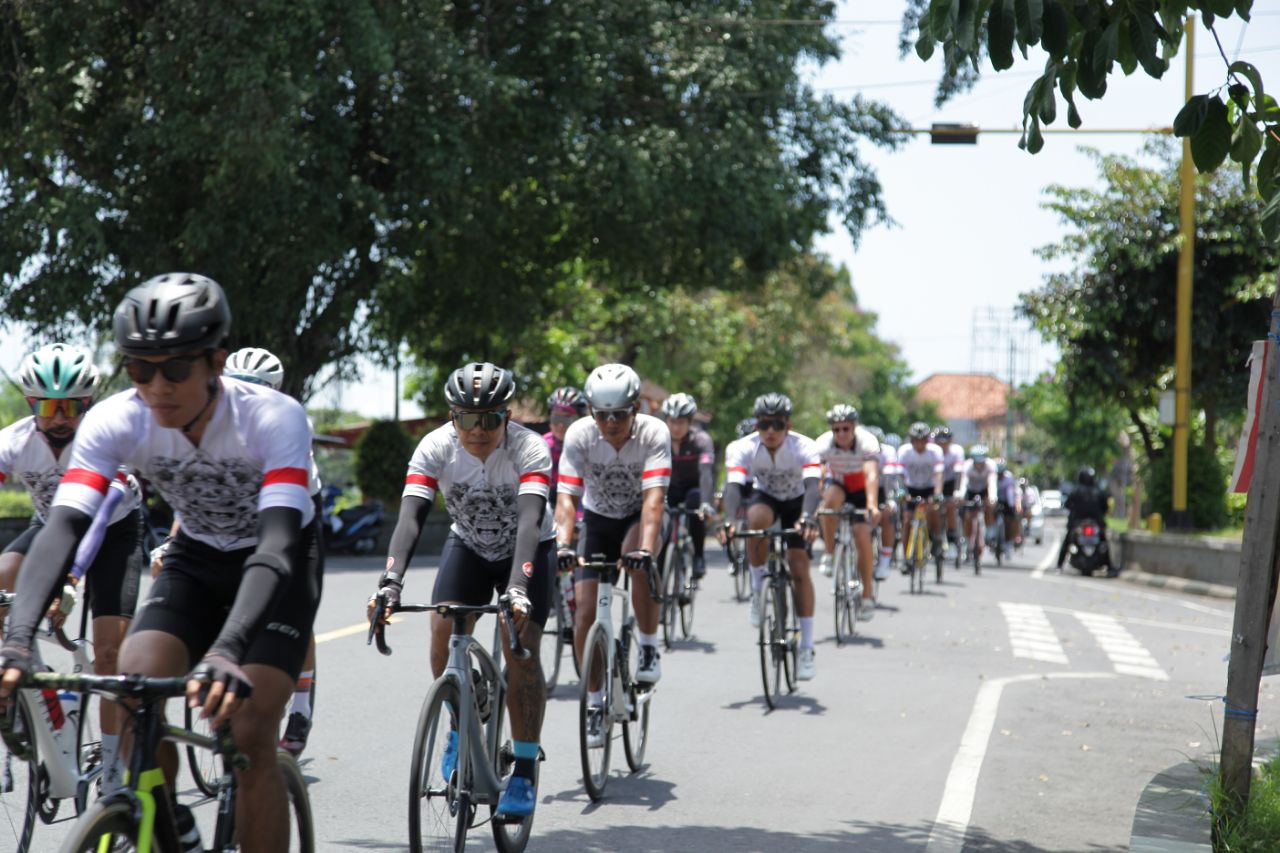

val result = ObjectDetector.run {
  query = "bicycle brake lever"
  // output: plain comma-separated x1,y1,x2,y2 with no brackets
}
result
367,592,393,656
497,595,530,660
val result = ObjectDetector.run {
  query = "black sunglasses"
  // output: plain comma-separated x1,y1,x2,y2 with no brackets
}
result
124,353,207,385
453,410,507,431
757,418,788,432
592,407,633,423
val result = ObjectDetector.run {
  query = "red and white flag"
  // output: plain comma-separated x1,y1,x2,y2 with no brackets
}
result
1231,340,1269,494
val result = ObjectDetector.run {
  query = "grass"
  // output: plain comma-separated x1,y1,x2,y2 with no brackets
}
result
1207,751,1280,851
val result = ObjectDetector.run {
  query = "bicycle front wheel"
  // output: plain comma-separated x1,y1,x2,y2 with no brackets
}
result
780,579,798,693
578,624,612,802
5,699,38,852
540,584,565,694
660,545,680,650
408,678,465,853
184,702,222,797
621,624,650,772
731,547,750,602
678,543,696,639
278,751,315,853
489,691,534,853
57,796,175,852
832,542,854,645
758,580,782,710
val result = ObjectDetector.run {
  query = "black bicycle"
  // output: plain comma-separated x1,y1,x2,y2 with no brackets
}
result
1,671,313,852
734,527,802,710
659,506,699,647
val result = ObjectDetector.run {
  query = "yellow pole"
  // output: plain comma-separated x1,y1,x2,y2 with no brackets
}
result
1172,16,1195,528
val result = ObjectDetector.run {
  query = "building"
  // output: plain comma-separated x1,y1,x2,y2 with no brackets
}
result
915,372,1023,456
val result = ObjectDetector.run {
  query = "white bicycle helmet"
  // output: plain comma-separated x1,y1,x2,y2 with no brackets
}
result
18,343,99,398
661,393,697,419
225,347,285,390
584,364,641,410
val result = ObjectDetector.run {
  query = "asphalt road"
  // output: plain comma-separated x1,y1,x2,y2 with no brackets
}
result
4,517,1274,852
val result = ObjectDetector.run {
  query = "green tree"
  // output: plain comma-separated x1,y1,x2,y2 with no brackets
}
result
1014,370,1128,487
1,2,901,399
1022,143,1276,458
353,419,414,506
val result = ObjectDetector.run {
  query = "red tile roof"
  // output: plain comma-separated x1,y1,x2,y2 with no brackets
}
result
915,373,1010,422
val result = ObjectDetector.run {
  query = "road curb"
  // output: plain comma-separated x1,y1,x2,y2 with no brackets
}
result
1120,570,1236,601
1129,759,1212,853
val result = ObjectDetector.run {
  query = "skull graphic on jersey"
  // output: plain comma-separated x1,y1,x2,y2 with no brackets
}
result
756,468,802,500
20,468,64,520
446,482,518,562
587,460,644,517
149,453,261,545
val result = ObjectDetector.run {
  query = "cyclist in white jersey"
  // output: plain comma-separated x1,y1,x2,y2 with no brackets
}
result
933,426,966,554
0,274,322,853
958,444,998,562
0,343,143,792
897,422,946,558
371,362,553,818
867,425,899,575
814,404,883,612
554,364,671,704
717,393,823,678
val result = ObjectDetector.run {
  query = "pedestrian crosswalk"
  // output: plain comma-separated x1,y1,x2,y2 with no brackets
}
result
998,602,1170,681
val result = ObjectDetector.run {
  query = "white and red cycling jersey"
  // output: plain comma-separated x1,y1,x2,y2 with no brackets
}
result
959,459,997,500
897,442,946,491
402,420,555,561
725,432,822,501
51,378,315,551
814,427,879,493
557,414,671,519
940,442,965,482
0,416,138,524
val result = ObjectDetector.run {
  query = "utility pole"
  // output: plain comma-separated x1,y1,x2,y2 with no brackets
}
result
1006,339,1016,461
1170,16,1196,529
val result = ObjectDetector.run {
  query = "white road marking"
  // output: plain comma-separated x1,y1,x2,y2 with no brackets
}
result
1030,538,1059,579
1074,612,1170,681
1039,605,1230,638
926,672,1118,853
998,602,1069,664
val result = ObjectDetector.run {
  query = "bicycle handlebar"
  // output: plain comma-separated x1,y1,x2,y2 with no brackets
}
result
815,507,868,519
0,591,84,652
367,596,528,660
578,555,662,603
732,527,805,539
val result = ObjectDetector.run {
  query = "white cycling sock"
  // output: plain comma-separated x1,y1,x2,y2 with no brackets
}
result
290,670,314,718
589,689,605,707
750,564,766,592
638,631,658,649
799,617,814,649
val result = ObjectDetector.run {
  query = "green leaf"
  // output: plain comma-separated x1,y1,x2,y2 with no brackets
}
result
988,0,1016,70
1014,0,1044,44
1190,96,1232,172
1129,12,1165,78
1260,98,1280,124
1235,0,1252,21
1232,119,1262,188
1228,61,1265,103
1039,71,1058,124
1026,117,1045,153
1067,100,1082,128
1041,0,1068,59
1092,18,1120,82
1261,188,1280,243
956,0,978,52
1173,95,1209,138
1076,30,1107,100
1117,18,1137,76
917,33,938,61
1229,84,1250,110
930,0,958,40
1259,146,1280,199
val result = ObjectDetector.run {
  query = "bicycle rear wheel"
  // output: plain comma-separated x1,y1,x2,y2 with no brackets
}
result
184,702,222,797
659,545,680,649
489,686,534,853
781,578,798,693
539,585,565,694
621,624,650,772
731,547,750,602
678,543,696,638
58,796,175,852
758,580,782,710
278,751,316,853
578,624,612,802
408,678,465,853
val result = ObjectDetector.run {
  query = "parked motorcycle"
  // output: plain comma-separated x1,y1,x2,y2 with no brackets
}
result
1067,518,1108,576
323,499,383,554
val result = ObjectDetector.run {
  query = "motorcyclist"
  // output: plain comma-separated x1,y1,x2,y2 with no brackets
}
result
1056,466,1115,577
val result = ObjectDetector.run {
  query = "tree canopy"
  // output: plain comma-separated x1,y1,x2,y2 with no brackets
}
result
0,1,902,399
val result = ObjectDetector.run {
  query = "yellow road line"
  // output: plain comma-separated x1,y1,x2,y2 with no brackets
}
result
315,616,402,644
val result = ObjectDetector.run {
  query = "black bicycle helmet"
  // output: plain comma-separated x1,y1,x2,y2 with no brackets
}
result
736,417,757,438
934,425,953,441
1077,465,1097,487
753,392,792,418
548,386,587,415
113,273,230,356
444,362,516,409
825,403,858,424
908,421,931,441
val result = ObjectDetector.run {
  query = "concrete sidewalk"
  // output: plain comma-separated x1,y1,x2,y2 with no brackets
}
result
1121,569,1236,600
1130,759,1213,852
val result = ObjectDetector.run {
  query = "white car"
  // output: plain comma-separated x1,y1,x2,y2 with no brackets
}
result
1040,489,1064,515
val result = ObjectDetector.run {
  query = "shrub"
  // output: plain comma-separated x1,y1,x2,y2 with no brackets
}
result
1143,441,1228,531
0,489,33,518
353,420,416,506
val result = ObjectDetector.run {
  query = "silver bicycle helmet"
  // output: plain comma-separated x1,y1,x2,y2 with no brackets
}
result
661,393,698,419
444,362,516,409
584,364,641,409
225,347,285,390
825,403,858,424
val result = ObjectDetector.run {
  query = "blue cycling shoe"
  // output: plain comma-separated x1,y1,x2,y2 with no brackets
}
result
496,775,537,818
441,730,458,781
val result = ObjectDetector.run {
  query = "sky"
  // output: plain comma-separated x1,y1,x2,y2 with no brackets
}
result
6,5,1279,421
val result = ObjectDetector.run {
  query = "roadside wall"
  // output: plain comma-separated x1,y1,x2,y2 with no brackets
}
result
1118,530,1241,587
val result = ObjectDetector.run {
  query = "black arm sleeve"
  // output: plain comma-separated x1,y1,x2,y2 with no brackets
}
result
506,493,548,596
385,495,432,582
3,506,92,653
699,449,715,505
206,506,302,663
801,477,820,517
722,481,744,522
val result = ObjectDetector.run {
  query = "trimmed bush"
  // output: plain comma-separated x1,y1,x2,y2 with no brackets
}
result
353,420,416,506
1144,441,1228,531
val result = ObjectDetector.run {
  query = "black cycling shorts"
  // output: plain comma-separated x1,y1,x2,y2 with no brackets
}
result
942,479,958,498
133,519,323,681
907,486,935,501
579,509,642,581
964,490,987,504
430,535,555,628
5,511,142,619
745,491,806,550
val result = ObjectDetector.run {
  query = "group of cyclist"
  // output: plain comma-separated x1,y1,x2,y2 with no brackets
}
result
0,270,1062,848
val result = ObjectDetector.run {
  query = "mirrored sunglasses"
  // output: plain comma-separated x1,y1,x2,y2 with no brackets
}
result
124,353,206,385
453,410,507,431
29,397,91,418
592,408,633,423
757,418,787,432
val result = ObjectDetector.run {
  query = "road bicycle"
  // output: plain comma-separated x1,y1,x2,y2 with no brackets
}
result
815,507,865,644
902,497,943,593
659,506,699,647
990,505,1008,567
577,556,660,802
1,670,313,852
733,528,802,710
369,593,535,853
963,497,987,574
724,536,751,603
0,592,102,853
539,567,576,693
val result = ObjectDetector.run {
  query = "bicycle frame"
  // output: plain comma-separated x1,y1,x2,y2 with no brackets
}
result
579,560,649,723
